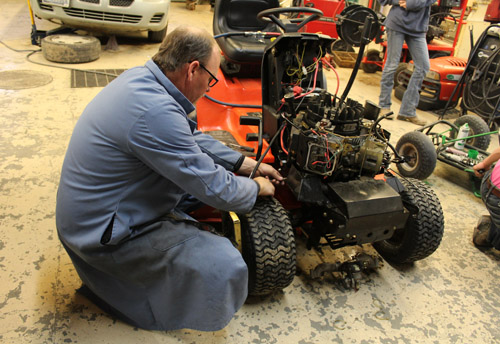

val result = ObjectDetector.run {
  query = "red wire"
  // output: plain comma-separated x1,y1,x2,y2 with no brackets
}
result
280,124,289,155
321,57,340,96
294,58,320,100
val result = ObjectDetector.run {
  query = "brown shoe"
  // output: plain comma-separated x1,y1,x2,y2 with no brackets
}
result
473,215,493,248
397,115,427,126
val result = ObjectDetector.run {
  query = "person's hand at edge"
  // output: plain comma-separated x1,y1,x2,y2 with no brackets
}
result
473,147,500,178
473,162,487,178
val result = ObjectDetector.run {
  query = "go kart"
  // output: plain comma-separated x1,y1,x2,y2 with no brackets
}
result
395,25,500,193
395,114,497,197
195,0,445,296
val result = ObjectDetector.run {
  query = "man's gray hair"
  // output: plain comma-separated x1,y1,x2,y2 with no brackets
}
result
152,26,217,73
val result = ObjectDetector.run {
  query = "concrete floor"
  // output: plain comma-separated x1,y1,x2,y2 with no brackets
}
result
1,1,500,343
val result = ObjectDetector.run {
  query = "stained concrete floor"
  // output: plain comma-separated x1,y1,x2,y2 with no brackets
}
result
1,0,500,343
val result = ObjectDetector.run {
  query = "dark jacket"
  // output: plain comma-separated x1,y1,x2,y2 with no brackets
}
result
380,0,437,37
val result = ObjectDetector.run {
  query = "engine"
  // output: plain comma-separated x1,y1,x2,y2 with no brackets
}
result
284,92,387,180
260,33,391,201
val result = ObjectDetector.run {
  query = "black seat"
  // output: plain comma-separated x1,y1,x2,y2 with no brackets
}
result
213,0,280,76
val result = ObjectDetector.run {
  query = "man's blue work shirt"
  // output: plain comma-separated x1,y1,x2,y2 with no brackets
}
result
56,60,258,253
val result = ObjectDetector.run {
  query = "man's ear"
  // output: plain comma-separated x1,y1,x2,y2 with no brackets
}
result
187,61,199,82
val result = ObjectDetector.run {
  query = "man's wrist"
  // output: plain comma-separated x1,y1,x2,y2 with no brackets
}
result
254,180,260,197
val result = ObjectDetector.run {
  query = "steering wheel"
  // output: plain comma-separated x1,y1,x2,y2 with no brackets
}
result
257,7,324,33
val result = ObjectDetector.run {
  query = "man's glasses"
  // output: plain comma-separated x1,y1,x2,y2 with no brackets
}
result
199,63,219,88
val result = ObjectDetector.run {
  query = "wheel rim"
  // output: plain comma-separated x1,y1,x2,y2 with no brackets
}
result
395,70,406,85
399,143,419,172
386,227,405,246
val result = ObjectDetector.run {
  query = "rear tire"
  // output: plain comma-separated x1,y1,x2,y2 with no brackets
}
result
362,49,382,73
223,198,296,296
451,115,491,151
396,131,437,180
373,178,444,264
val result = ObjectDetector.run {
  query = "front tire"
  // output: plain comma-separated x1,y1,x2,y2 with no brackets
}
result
373,178,444,264
394,62,408,88
396,131,437,180
223,198,296,296
148,24,168,43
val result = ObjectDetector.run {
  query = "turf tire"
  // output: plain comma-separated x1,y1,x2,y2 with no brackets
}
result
224,197,296,296
373,178,444,264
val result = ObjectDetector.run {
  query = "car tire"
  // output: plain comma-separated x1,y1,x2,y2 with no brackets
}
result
41,34,100,63
396,131,437,180
450,115,491,151
222,197,296,296
373,178,444,264
148,24,168,43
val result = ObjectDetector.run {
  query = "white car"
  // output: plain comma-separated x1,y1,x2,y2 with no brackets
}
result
30,0,171,42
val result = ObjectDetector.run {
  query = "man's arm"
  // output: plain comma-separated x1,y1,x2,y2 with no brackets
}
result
404,0,437,11
192,130,282,193
192,129,245,172
192,129,284,183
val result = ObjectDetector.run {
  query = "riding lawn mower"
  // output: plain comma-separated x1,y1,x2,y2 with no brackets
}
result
194,0,445,296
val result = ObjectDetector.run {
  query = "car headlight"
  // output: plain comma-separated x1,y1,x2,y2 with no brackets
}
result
426,70,440,80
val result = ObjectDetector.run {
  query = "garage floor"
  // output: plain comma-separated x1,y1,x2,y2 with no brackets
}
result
1,1,500,343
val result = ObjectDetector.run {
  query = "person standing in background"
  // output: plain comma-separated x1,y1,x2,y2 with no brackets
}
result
377,0,437,126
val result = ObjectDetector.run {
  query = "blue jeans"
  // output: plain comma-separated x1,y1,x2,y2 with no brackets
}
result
379,29,430,118
481,169,500,249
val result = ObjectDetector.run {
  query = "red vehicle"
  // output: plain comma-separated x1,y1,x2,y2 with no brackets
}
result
195,0,444,295
395,56,467,111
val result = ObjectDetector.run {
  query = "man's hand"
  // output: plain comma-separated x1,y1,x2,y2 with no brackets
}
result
254,177,276,196
399,0,407,8
237,157,284,185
